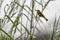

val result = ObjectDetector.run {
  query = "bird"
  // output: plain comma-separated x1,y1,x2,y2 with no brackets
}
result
36,10,48,21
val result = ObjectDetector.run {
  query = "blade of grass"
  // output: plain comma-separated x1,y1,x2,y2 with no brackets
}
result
0,27,13,40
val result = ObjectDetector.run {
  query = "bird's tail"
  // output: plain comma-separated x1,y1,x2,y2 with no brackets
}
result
45,18,48,21
43,16,48,21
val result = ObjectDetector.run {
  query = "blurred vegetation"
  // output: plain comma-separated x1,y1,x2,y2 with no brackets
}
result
0,0,60,40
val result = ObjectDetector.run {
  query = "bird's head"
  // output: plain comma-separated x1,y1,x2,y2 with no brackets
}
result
35,10,41,13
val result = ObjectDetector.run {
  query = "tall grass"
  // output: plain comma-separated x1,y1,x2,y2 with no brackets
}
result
0,0,59,40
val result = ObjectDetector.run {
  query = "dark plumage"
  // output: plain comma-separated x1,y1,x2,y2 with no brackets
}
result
36,10,48,21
